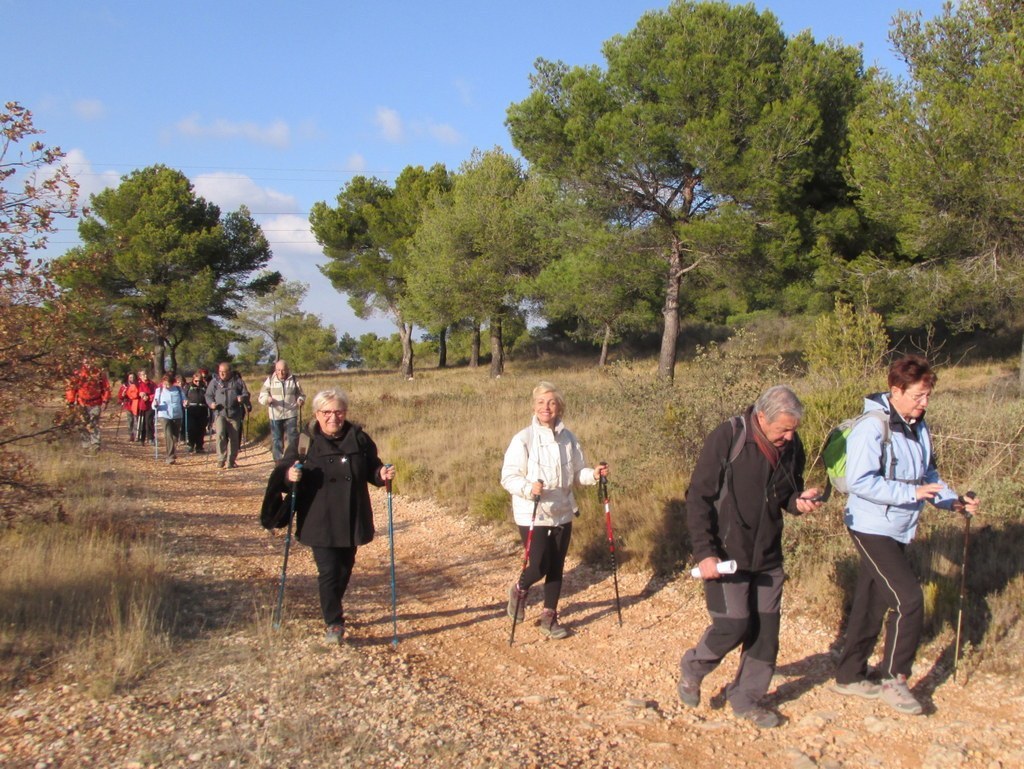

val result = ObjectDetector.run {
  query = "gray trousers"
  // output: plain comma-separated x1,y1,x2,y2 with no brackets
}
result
680,565,784,713
214,414,242,465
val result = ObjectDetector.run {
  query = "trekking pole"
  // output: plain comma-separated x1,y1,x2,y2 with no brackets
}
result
599,468,623,626
953,491,977,682
273,461,302,629
154,413,160,461
386,467,398,647
510,490,541,647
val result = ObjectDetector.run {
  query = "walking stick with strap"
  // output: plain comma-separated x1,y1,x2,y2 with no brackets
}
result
386,467,398,647
273,461,303,629
509,490,541,647
599,469,623,626
953,491,977,682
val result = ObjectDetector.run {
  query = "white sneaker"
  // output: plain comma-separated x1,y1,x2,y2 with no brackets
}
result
833,679,881,699
880,674,923,715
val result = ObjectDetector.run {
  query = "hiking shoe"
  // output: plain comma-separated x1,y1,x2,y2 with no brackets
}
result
507,583,527,620
677,677,701,708
833,679,882,699
218,460,226,469
732,705,781,728
325,623,345,644
538,609,569,640
881,675,923,715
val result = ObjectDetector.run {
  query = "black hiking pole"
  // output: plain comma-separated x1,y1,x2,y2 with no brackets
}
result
273,461,302,629
953,491,977,682
386,468,398,647
599,469,623,626
509,490,541,647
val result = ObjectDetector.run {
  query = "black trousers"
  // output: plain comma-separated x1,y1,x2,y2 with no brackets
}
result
311,546,357,626
517,522,572,611
835,529,924,683
185,406,208,449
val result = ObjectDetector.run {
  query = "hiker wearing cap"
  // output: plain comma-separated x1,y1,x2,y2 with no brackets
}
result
678,384,822,728
258,360,306,461
833,354,980,715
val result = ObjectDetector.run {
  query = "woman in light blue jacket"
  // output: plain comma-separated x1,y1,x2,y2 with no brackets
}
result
153,373,185,464
834,355,979,715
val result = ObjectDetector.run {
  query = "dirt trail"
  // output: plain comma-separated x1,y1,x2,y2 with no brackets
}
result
1,416,1022,768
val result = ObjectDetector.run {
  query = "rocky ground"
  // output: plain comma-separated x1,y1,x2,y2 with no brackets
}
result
1,417,1022,769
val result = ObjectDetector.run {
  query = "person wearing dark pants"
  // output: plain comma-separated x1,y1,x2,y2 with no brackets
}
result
501,381,607,640
834,355,980,714
516,522,572,620
183,372,209,453
681,566,784,715
263,388,396,644
835,532,923,691
679,385,822,728
311,546,357,628
205,362,250,469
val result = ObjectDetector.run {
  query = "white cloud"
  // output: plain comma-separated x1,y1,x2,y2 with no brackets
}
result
63,148,121,204
454,77,475,106
73,99,105,121
192,172,297,214
374,106,404,143
346,153,367,173
425,121,462,145
174,114,291,148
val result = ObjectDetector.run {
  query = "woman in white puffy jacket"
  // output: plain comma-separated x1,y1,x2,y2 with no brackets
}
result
501,381,607,640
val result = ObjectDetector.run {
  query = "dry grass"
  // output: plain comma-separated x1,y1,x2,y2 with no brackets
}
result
0,441,175,694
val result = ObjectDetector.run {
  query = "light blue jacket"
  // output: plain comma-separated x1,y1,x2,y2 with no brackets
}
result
153,385,184,421
843,393,957,543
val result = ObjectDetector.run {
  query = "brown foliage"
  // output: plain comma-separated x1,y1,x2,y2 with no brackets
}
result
0,102,84,524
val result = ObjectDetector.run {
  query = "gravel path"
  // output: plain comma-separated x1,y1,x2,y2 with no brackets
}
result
2,418,1022,768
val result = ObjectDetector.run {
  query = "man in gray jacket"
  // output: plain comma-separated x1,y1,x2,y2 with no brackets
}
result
205,361,251,469
258,360,306,461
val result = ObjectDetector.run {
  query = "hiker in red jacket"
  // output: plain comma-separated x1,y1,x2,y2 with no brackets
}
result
132,369,157,445
65,359,111,450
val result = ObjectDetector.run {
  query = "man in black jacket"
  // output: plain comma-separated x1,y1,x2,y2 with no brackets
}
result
678,385,823,728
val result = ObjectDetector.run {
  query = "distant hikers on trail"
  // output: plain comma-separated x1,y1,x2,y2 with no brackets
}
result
678,384,823,729
262,388,396,644
259,359,306,462
501,381,608,642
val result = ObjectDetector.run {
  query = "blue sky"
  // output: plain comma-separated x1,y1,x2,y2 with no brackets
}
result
4,0,946,339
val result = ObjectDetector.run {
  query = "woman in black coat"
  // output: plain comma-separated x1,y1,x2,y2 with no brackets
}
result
274,388,396,643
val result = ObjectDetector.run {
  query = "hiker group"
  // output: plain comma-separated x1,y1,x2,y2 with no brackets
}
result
72,358,307,471
71,352,981,728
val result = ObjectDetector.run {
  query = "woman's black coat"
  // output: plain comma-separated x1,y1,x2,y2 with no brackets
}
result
262,421,385,548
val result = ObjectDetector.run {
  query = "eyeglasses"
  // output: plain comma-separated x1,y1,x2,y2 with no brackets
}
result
317,410,347,418
904,390,931,403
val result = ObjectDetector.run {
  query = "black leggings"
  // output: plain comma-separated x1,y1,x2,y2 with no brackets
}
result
517,523,572,611
311,546,357,626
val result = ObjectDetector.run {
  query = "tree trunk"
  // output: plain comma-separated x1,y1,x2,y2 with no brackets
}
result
657,241,683,381
489,317,504,378
152,340,166,380
437,326,447,369
599,323,612,367
167,340,180,378
470,323,481,368
399,322,414,379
